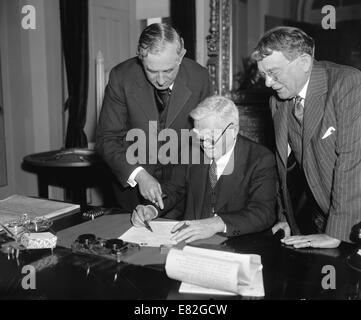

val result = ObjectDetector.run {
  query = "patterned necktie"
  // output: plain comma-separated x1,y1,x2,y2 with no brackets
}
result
209,160,218,189
293,95,304,124
155,88,171,112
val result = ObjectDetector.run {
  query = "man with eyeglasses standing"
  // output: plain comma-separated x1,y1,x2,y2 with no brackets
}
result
253,26,361,248
131,95,277,242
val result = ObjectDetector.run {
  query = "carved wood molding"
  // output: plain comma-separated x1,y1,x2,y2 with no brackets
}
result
206,0,232,96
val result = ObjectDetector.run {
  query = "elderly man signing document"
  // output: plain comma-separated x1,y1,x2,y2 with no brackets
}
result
131,95,277,243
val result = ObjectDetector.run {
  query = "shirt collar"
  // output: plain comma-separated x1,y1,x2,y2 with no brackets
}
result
213,139,237,173
297,77,310,100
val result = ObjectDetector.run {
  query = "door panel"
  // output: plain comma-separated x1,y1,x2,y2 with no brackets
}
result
86,2,131,143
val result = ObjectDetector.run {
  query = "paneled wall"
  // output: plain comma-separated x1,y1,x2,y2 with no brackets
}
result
0,0,62,199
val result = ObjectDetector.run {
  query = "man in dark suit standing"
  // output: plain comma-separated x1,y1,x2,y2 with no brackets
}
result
132,96,277,242
95,23,211,211
252,26,361,248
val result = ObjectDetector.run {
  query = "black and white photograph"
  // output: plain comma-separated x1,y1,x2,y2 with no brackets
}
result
0,0,361,308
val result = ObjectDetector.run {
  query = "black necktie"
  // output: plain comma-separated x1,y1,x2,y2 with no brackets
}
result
155,88,171,112
293,95,304,125
209,160,217,189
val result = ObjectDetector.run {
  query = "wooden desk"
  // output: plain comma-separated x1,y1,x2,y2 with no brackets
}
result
0,212,360,300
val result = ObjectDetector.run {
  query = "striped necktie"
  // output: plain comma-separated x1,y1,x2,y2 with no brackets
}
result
155,88,171,112
293,95,304,125
209,160,217,189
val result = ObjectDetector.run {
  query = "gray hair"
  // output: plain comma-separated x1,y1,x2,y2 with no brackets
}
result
190,95,239,124
137,23,184,59
252,26,315,61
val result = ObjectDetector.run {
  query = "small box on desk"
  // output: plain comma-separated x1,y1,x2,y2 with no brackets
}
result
20,232,57,249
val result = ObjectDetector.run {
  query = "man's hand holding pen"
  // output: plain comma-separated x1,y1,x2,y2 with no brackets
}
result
131,205,158,229
131,192,168,229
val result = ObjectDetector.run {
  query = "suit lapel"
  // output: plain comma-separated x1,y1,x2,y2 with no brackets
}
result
273,97,290,168
215,137,245,210
302,61,328,156
130,63,159,123
190,163,208,219
166,64,192,127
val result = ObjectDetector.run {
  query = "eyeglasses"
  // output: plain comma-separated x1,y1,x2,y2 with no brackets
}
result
259,56,300,82
198,122,234,149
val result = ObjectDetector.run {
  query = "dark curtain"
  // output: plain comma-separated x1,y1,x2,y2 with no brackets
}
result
170,0,196,59
60,0,89,148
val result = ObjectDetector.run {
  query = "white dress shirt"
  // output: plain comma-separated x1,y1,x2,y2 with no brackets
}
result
211,140,237,180
297,77,310,106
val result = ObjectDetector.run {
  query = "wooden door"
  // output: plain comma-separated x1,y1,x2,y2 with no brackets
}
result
87,0,133,143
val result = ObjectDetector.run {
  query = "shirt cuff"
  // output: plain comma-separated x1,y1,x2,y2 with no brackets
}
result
127,167,144,187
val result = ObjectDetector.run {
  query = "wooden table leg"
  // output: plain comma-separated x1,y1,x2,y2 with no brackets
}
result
37,174,49,198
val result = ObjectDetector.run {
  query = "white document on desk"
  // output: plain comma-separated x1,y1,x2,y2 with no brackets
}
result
166,246,264,297
119,221,178,247
0,194,79,227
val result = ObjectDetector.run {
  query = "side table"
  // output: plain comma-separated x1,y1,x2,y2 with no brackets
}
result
22,148,114,209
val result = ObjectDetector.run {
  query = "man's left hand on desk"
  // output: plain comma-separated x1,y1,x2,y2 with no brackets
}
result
170,216,226,243
281,234,341,249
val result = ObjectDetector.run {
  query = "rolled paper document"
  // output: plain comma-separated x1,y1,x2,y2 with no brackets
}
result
165,246,262,295
165,248,240,294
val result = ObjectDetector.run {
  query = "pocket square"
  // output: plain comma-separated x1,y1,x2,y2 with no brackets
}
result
287,144,291,157
322,127,336,139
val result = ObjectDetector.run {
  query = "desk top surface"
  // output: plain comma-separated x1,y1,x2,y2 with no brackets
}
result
23,149,102,168
1,213,361,300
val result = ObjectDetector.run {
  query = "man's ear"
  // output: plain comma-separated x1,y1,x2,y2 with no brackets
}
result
179,48,187,61
300,54,313,73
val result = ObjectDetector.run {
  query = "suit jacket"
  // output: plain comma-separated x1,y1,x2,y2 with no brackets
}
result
95,57,211,186
157,135,277,237
271,60,361,242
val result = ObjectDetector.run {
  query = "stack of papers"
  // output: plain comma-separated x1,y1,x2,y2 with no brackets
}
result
0,194,80,226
